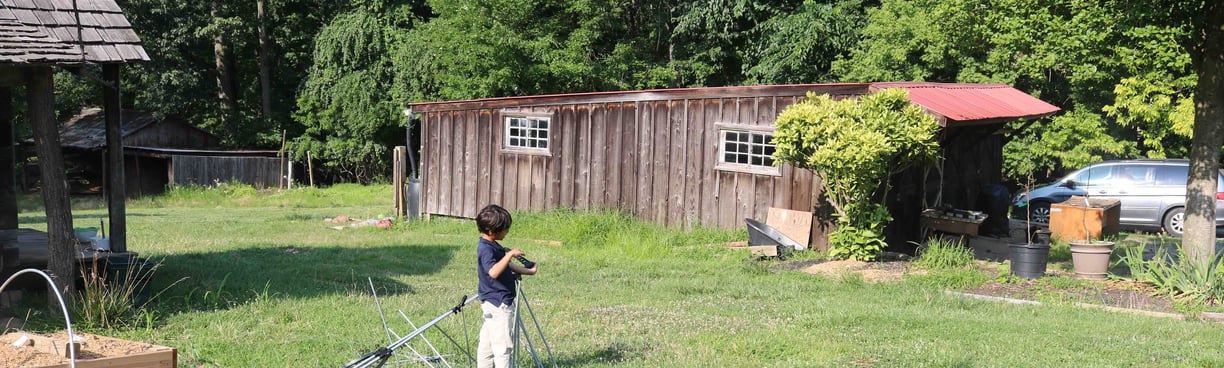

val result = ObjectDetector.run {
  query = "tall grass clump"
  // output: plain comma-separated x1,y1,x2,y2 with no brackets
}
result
914,237,975,270
1119,243,1224,306
71,257,175,329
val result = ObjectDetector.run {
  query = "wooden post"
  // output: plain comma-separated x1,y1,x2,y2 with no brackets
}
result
278,130,286,189
103,64,126,253
306,150,314,187
0,87,15,230
393,146,406,217
27,66,75,296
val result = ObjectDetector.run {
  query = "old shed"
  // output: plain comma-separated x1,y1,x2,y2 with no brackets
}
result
20,108,280,196
409,83,1059,248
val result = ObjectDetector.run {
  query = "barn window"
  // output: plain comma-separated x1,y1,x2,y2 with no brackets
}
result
716,125,780,176
503,115,551,154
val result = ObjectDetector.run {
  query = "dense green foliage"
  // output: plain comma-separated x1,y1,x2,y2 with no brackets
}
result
836,0,1198,179
774,89,940,260
11,0,1207,184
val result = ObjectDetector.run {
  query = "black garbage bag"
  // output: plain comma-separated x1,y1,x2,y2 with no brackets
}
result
978,183,1011,237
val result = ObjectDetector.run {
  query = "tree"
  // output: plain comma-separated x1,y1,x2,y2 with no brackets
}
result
743,0,867,84
1156,0,1224,268
773,89,941,260
293,11,407,182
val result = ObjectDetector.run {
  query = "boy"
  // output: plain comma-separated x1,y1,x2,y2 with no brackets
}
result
475,204,537,368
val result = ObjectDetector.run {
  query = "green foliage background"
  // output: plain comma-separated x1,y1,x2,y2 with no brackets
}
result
14,0,1204,183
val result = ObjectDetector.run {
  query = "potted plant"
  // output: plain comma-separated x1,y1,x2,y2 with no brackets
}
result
1068,195,1116,280
1008,166,1050,279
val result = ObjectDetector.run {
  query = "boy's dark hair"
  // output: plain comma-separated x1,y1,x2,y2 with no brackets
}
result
477,204,512,235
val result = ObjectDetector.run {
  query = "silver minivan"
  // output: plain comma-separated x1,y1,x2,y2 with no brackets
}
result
1013,159,1224,237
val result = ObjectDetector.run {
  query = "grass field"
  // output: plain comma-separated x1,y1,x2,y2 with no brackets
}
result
9,184,1224,367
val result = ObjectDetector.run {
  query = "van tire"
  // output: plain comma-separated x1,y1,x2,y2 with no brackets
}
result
1163,207,1185,237
1028,201,1052,224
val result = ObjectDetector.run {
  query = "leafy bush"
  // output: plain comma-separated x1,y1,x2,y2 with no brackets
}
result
915,236,975,270
827,223,886,261
1119,244,1224,306
773,89,941,260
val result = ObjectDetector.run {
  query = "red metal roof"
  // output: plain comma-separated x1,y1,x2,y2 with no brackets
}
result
869,82,1060,126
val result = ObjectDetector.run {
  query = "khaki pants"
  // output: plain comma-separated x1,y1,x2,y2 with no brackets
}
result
477,301,515,368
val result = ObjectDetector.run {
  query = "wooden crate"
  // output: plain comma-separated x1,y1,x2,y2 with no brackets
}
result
1049,196,1120,242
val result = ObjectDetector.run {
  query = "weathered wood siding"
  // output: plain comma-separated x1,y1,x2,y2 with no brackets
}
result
170,156,281,189
417,89,850,230
125,120,219,149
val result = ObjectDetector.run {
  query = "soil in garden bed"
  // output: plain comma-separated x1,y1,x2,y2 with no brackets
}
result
0,331,166,367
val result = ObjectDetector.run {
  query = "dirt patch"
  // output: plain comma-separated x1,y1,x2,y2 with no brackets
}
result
0,331,165,367
789,253,926,283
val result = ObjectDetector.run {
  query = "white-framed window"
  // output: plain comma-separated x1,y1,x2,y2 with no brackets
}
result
503,114,551,154
716,124,780,176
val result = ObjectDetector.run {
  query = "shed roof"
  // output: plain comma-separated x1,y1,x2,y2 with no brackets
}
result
0,0,148,64
52,108,213,150
869,82,1061,126
409,82,1061,126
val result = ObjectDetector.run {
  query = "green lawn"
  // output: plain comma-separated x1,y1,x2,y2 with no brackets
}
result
9,184,1224,367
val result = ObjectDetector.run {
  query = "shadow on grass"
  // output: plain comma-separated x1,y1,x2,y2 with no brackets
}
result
549,342,640,366
139,243,457,314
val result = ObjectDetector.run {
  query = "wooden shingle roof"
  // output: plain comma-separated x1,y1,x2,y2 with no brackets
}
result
0,0,147,64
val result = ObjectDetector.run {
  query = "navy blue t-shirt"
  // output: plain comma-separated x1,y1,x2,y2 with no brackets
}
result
477,237,516,307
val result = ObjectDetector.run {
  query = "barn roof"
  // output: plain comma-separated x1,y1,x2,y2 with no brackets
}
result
409,82,1060,126
52,108,212,150
0,0,148,64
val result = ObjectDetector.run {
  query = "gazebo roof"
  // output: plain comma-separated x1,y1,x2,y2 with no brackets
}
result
0,0,148,64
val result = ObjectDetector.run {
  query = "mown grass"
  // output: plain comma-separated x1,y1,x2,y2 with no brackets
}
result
9,184,1224,367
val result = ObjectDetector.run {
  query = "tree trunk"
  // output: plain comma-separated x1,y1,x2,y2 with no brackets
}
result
258,0,273,121
27,67,76,298
0,87,15,230
1183,2,1224,268
212,0,238,133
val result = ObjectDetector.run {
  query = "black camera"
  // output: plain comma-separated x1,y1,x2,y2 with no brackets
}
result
514,255,536,269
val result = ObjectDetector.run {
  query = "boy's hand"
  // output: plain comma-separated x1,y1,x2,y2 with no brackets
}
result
507,248,524,258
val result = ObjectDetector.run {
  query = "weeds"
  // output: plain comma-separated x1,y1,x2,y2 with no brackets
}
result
914,237,975,270
71,256,180,329
1118,243,1224,306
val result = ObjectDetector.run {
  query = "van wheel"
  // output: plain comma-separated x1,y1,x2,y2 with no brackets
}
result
1163,207,1185,237
1028,201,1051,224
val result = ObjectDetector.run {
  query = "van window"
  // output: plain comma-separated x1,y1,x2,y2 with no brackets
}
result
1072,165,1113,185
1118,165,1157,185
1154,165,1189,185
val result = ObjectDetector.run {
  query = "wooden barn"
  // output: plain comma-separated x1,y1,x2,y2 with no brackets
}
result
21,108,283,195
408,83,1059,249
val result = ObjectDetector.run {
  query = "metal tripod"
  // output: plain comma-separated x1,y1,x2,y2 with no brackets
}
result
509,279,556,368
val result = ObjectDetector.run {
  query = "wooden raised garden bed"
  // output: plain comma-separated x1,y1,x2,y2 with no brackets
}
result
0,331,176,368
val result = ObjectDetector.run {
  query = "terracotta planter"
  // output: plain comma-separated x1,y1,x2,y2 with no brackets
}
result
1069,240,1115,280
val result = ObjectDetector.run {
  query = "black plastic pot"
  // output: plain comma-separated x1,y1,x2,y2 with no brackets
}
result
1009,242,1050,279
